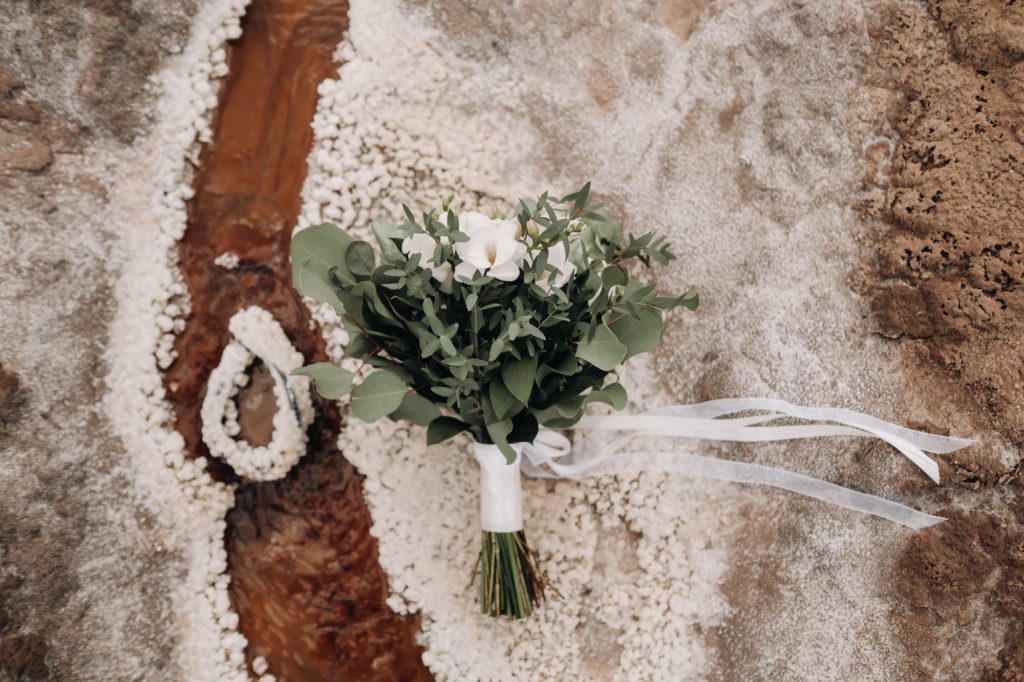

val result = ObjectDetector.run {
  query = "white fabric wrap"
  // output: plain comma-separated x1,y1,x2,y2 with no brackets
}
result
472,398,976,532
473,442,524,533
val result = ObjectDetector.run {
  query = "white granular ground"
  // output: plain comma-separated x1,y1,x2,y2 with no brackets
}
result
104,0,258,680
99,0,990,679
301,1,984,680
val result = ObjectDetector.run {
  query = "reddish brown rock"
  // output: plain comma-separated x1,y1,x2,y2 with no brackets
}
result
165,0,432,677
0,125,51,172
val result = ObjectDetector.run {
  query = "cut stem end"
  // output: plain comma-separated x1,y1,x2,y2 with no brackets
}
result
478,530,545,619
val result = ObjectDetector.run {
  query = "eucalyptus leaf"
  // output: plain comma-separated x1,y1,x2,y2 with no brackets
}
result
291,223,354,310
345,240,376,278
601,265,628,289
583,382,628,411
371,219,405,261
390,391,442,426
486,419,516,462
576,321,627,371
350,370,408,422
345,332,375,359
426,416,470,444
608,307,665,359
488,379,522,421
501,354,537,404
290,363,353,399
655,286,700,311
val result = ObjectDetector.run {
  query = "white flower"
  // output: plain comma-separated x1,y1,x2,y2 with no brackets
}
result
401,232,453,293
453,211,527,282
534,240,575,292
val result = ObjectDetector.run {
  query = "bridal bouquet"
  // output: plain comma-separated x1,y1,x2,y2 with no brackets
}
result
291,184,697,618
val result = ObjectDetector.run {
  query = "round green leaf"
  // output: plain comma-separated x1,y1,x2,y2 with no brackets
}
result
488,379,522,421
346,240,376,277
351,370,408,422
501,354,537,404
576,321,627,371
427,416,470,445
290,363,353,399
608,307,666,359
390,391,442,426
291,223,354,309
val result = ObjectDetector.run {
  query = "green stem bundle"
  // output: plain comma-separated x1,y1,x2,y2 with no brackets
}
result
478,530,545,619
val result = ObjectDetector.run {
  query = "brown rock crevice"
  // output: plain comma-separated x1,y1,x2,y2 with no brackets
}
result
163,0,431,678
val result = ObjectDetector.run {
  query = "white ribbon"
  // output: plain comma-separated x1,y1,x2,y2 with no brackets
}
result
475,398,975,532
474,443,525,532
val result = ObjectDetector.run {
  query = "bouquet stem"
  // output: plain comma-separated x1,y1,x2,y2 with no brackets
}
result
478,529,545,619
474,441,547,618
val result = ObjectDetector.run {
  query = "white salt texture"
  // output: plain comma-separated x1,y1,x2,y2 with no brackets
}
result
302,1,986,680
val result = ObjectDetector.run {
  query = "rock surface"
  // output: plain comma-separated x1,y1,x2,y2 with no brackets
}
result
1,0,1022,679
0,3,199,679
860,1,1024,677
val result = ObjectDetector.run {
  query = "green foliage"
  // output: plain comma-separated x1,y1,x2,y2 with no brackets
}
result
290,363,353,399
576,322,627,371
350,370,408,422
291,183,698,456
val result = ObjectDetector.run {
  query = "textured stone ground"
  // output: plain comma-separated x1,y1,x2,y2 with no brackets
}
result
1,0,1022,680
0,4,199,680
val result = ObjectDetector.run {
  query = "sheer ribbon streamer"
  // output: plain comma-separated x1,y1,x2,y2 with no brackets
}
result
476,398,975,532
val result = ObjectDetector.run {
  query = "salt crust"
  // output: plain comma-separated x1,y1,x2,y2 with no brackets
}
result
294,0,980,679
296,2,734,679
201,306,314,481
214,251,241,269
103,0,265,679
100,0,980,679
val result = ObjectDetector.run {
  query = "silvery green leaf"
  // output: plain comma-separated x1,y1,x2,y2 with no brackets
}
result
601,265,628,289
554,395,585,418
654,287,700,311
488,338,506,362
345,333,375,359
371,219,405,262
488,380,522,421
608,307,665,359
583,382,628,411
501,354,537,404
389,391,441,426
519,322,545,341
350,370,408,422
576,321,627,371
290,363,353,399
291,223,353,310
439,335,457,357
427,416,470,444
345,240,376,278
485,420,516,462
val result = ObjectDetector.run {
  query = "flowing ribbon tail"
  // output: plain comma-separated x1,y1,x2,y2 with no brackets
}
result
521,447,946,529
519,399,976,530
